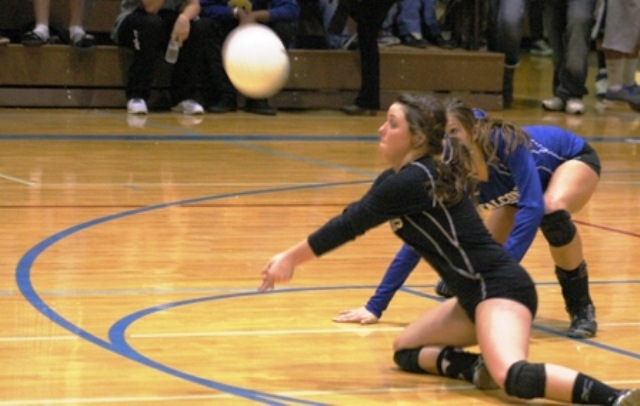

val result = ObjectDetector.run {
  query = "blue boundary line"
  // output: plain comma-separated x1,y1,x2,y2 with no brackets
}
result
0,133,640,143
15,182,371,405
12,129,640,403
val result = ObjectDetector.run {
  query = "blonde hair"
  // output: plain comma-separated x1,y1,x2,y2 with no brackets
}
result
444,97,530,169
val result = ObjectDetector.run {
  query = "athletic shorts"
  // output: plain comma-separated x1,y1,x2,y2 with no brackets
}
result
573,142,601,177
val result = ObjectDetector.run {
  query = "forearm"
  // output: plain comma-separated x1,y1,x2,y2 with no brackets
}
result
283,239,317,267
180,0,200,20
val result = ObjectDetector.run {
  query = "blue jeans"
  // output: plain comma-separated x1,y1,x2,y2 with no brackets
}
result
488,0,527,67
396,0,441,37
544,0,596,99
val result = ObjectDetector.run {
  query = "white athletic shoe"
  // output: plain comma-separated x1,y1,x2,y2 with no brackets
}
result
564,98,585,115
172,99,204,115
127,98,148,115
613,389,640,406
541,96,565,111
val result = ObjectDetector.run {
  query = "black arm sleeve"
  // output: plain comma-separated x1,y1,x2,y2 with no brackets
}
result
307,166,432,256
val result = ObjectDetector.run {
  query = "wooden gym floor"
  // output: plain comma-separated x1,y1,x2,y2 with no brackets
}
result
0,53,639,405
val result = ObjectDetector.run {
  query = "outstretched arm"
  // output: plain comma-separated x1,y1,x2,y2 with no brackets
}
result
259,240,316,291
333,243,421,324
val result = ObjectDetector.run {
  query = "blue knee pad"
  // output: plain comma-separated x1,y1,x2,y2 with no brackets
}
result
539,210,576,247
393,348,425,373
505,361,546,399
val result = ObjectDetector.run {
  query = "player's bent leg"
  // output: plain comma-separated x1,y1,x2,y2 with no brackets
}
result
474,298,532,389
505,361,546,399
393,298,476,351
540,210,597,338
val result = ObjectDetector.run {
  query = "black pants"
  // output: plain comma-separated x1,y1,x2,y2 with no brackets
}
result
201,19,298,105
346,0,397,109
116,9,205,104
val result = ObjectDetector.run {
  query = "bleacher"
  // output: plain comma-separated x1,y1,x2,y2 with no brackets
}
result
0,0,505,110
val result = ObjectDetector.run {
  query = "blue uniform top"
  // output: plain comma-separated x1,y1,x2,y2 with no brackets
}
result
200,0,300,21
363,125,587,318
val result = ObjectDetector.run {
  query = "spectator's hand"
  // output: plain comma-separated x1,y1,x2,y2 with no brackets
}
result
172,14,191,44
240,11,259,24
259,252,294,291
332,307,379,324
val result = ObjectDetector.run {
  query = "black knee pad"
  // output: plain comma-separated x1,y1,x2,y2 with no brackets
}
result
539,210,576,247
394,348,425,373
505,361,546,399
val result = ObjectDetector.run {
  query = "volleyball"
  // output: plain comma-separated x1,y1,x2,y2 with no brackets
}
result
222,23,291,99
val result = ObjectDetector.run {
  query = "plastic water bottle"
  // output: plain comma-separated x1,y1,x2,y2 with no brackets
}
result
165,40,180,64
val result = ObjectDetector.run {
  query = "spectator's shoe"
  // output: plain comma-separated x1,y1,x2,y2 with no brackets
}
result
613,389,640,406
530,39,552,56
378,34,400,48
245,99,277,116
595,68,608,100
21,30,48,46
208,99,237,114
0,36,9,46
435,279,454,298
71,32,95,49
564,98,585,115
435,34,455,49
471,357,498,390
542,97,584,114
172,99,204,115
400,34,428,48
342,104,377,116
605,86,640,105
541,96,565,111
567,304,597,338
127,98,148,115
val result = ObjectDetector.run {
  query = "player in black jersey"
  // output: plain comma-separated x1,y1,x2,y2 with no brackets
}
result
258,94,638,405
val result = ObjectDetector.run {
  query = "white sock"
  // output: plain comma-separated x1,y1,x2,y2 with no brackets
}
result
622,56,639,87
33,24,50,40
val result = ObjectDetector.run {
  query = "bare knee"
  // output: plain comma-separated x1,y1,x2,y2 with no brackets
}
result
543,195,569,214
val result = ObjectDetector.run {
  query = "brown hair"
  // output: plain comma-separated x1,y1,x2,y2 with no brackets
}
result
444,97,530,169
397,94,475,205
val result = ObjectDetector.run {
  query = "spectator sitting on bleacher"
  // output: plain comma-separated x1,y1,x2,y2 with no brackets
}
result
112,0,206,115
22,0,95,48
396,0,454,49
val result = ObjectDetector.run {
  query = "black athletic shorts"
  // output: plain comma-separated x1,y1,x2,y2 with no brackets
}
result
573,142,601,177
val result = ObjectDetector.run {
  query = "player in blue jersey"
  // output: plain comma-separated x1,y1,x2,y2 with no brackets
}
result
333,98,601,339
259,94,638,405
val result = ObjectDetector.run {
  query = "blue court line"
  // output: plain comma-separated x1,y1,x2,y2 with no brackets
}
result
15,181,370,405
0,133,639,143
108,287,367,405
14,158,640,404
0,134,379,142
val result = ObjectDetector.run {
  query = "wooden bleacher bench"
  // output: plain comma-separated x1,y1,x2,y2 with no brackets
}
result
0,0,504,110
